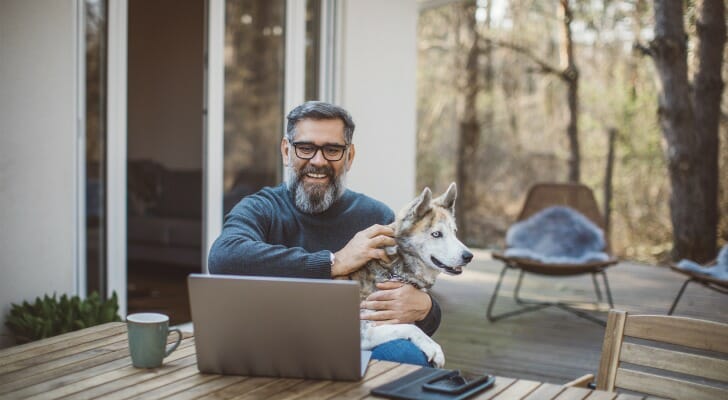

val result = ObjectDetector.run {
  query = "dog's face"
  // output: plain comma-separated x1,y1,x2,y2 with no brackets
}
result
395,183,473,275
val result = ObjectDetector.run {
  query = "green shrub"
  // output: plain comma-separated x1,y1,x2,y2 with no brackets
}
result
5,291,121,343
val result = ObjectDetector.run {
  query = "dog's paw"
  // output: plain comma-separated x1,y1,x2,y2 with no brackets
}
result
420,341,445,368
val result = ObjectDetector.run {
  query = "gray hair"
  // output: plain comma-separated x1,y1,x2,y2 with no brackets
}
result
285,101,355,144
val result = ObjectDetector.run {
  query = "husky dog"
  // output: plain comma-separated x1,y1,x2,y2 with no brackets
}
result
348,182,473,367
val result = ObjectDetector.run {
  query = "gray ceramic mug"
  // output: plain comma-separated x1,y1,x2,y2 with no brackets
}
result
126,313,182,368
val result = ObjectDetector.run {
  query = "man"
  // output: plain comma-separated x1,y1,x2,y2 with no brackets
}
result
208,101,441,366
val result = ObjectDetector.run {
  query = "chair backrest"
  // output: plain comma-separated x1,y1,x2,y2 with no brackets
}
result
518,182,610,252
518,182,605,230
596,309,728,399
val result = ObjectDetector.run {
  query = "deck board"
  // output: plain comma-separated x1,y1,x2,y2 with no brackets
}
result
430,253,728,384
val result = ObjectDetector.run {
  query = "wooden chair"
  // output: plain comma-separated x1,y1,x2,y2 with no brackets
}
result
668,261,728,315
568,309,728,399
488,182,619,325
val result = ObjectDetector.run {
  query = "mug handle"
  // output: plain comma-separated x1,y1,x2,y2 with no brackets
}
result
165,328,183,357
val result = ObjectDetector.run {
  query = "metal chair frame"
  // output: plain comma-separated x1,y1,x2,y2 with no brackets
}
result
486,261,615,326
668,270,728,315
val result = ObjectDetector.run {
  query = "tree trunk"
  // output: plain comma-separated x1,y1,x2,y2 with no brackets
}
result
455,1,480,241
559,0,580,183
651,0,722,263
603,128,617,236
691,0,725,260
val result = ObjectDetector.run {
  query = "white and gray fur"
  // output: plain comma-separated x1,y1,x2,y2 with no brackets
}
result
348,182,473,367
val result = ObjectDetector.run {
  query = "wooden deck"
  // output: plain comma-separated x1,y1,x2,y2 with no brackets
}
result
430,251,728,385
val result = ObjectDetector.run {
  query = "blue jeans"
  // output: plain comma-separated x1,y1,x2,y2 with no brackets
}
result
371,339,431,367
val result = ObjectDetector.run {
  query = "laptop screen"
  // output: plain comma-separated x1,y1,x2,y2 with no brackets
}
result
188,274,368,381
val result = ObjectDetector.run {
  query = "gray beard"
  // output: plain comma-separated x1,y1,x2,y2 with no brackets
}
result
284,163,347,214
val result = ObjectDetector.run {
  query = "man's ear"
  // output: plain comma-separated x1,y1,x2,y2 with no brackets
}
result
281,138,290,166
345,143,355,171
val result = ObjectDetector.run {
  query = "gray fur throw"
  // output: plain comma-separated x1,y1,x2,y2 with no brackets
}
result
504,206,610,264
676,245,728,280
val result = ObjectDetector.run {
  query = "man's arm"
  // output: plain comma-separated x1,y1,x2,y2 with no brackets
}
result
209,192,396,279
415,294,441,336
360,282,442,336
208,197,333,278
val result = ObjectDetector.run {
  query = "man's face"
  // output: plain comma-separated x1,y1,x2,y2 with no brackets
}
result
281,118,356,213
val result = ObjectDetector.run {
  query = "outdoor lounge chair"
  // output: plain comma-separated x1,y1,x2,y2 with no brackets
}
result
566,309,728,399
487,182,619,325
668,260,728,315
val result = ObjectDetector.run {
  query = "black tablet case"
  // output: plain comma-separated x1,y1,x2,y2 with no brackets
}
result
370,368,495,400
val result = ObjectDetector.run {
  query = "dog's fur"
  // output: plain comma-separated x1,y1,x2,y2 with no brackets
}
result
348,182,473,367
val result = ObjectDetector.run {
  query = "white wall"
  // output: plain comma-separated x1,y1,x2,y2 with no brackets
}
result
339,0,418,212
0,0,79,348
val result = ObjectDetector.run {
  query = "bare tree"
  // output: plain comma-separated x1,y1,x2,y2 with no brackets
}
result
483,0,581,182
455,1,480,240
644,0,725,262
558,0,580,183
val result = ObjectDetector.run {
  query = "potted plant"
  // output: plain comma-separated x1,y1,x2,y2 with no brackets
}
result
5,291,121,344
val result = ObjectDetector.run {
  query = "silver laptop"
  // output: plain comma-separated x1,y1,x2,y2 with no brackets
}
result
188,274,371,381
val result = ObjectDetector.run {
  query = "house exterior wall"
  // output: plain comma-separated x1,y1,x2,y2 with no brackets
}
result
0,0,80,348
339,0,418,211
0,0,419,348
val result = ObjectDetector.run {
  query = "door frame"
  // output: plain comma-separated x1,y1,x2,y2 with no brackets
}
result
107,0,128,316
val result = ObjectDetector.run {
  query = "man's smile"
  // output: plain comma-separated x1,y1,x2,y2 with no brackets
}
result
305,172,328,180
300,165,334,185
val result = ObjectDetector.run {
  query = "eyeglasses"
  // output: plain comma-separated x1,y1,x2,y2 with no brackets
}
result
289,141,349,161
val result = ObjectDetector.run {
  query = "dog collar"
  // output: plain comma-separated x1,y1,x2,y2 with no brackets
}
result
385,271,423,290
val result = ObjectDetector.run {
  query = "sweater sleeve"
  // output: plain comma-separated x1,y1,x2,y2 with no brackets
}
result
207,195,332,279
414,293,441,336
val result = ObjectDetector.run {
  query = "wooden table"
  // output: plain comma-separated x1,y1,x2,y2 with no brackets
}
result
0,322,648,399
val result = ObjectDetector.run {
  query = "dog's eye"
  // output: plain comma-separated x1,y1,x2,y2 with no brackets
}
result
431,231,442,238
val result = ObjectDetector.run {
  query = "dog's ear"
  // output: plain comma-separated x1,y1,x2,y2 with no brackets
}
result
433,182,457,214
409,187,432,219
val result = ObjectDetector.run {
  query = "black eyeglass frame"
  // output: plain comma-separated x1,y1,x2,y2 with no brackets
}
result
289,140,350,161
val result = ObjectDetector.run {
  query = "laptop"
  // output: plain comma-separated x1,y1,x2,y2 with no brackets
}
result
187,274,371,381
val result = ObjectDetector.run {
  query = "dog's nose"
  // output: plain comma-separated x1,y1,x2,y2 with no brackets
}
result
462,250,473,263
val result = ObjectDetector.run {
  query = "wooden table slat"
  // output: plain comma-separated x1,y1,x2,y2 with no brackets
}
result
0,323,126,367
155,375,248,400
586,389,619,400
228,378,304,400
0,338,195,398
100,363,210,400
0,333,129,386
0,330,128,375
555,386,595,400
522,383,567,400
472,376,517,399
613,394,645,400
21,342,197,400
261,379,335,400
324,362,421,400
490,379,541,399
196,376,278,400
301,360,400,400
63,355,199,400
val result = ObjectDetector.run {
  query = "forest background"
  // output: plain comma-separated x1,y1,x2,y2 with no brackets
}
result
416,0,727,264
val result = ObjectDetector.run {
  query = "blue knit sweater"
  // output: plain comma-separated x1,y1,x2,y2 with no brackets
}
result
208,183,441,334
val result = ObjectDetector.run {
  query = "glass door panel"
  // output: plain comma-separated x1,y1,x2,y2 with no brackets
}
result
85,0,108,298
223,0,286,212
126,0,205,325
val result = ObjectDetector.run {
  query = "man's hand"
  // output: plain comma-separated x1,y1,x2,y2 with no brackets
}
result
359,281,432,325
332,224,396,277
